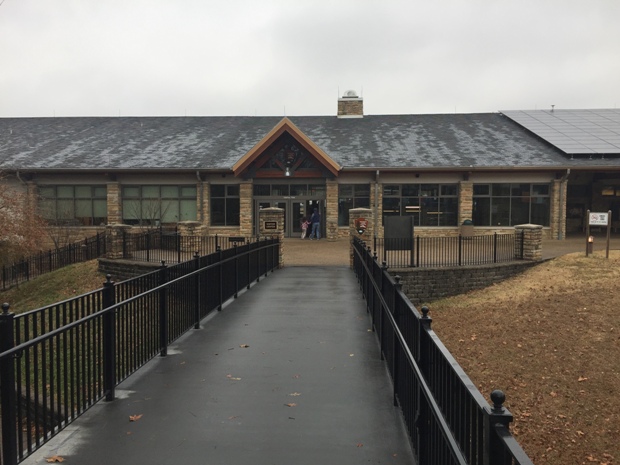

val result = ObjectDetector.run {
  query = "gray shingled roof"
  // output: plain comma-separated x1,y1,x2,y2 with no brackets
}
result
1,113,619,172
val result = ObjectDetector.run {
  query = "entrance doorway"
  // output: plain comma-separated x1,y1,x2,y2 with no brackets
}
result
255,199,324,238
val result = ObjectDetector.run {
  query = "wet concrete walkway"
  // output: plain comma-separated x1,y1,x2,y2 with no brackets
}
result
23,267,414,465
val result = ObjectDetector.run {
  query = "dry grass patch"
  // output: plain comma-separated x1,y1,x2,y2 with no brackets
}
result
430,251,620,465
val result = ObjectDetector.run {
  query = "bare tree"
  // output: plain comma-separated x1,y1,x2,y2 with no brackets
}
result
0,176,48,266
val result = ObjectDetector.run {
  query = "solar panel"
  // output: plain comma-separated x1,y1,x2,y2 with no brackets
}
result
502,109,620,156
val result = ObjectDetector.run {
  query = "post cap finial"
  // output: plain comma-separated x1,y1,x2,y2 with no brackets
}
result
421,306,430,318
2,303,9,314
490,389,506,412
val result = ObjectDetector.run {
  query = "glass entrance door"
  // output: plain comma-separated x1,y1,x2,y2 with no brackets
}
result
255,199,324,238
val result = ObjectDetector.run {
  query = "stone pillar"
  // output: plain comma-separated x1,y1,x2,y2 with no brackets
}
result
106,224,132,259
239,181,253,236
201,181,210,231
514,224,543,261
459,181,473,225
550,178,566,240
177,221,206,253
107,182,122,224
259,207,284,268
326,179,339,241
349,208,373,268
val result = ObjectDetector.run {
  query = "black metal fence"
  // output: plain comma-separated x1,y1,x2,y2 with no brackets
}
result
1,233,107,291
373,232,523,268
121,229,262,264
352,237,534,465
0,237,280,465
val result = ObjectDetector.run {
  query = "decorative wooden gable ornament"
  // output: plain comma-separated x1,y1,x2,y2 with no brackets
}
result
232,118,340,178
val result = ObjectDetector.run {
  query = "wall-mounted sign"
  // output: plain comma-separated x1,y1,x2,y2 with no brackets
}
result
264,221,278,230
355,217,369,235
589,212,609,226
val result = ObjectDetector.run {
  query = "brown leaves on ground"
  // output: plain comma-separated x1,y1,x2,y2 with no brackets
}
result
129,414,143,422
431,251,620,465
46,456,65,463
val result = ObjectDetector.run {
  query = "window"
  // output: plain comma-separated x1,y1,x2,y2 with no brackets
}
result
122,185,197,226
382,184,458,226
338,184,370,226
472,183,550,226
39,185,107,226
210,184,240,226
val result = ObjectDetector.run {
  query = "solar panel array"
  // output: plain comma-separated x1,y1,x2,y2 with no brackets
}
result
501,109,620,156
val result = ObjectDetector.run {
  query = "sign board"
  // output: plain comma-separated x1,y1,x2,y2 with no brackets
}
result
354,217,369,235
264,221,278,230
588,212,609,226
384,216,414,251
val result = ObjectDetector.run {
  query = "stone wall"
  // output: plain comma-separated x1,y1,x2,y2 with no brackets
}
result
98,258,161,281
395,261,539,306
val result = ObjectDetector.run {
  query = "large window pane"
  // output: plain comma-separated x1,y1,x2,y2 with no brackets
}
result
180,200,197,221
225,198,240,226
161,200,179,223
474,183,550,226
473,198,491,226
440,198,458,226
491,198,510,226
531,197,550,225
511,197,530,225
210,198,225,226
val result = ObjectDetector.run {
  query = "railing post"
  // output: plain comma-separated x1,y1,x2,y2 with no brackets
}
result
217,247,223,311
234,244,239,298
102,275,116,401
256,240,261,283
458,234,463,266
416,235,420,267
0,303,18,465
392,276,402,407
483,390,514,465
177,233,181,264
417,305,433,465
159,261,169,355
194,252,201,329
493,232,498,263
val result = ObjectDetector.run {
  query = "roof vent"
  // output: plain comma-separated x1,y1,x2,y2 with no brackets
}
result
343,90,358,98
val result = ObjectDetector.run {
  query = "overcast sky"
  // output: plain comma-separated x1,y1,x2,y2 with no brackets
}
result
1,0,619,118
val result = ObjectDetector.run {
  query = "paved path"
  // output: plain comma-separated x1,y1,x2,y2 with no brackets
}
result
23,267,414,465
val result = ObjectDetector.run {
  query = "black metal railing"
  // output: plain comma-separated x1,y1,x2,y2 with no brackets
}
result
121,229,259,264
372,233,522,268
0,237,280,465
352,237,534,465
1,233,107,290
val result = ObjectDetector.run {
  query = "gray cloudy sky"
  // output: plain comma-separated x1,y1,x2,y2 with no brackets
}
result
1,0,619,117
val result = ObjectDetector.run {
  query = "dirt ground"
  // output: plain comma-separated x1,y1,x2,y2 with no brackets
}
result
431,251,620,465
284,236,620,465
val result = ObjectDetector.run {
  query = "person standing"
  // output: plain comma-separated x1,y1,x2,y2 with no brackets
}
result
300,217,310,239
309,208,321,240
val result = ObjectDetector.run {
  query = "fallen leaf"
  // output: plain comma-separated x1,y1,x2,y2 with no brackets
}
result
289,392,301,397
292,374,301,379
357,443,363,448
240,344,250,348
129,414,143,422
46,456,64,463
226,374,241,380
578,376,588,382
285,403,297,407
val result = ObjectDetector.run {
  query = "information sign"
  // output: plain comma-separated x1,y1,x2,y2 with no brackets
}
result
589,212,609,226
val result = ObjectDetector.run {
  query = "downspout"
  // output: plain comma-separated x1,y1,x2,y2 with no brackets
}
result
374,170,380,240
558,169,570,240
196,171,204,222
